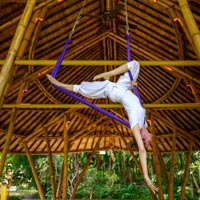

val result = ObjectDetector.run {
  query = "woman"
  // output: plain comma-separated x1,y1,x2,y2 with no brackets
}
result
47,60,159,193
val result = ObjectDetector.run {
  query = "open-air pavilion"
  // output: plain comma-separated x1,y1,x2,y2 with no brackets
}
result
0,0,200,199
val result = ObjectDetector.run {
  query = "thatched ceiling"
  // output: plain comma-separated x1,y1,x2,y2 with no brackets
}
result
0,0,200,154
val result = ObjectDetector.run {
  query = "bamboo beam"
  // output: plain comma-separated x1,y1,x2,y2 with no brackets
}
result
168,128,176,200
62,115,69,200
1,181,8,200
2,103,200,110
0,59,199,66
24,143,45,200
0,79,30,175
179,142,193,200
178,0,200,59
0,0,36,107
0,109,16,176
56,163,64,200
70,137,102,200
44,128,56,200
0,0,56,32
151,113,164,200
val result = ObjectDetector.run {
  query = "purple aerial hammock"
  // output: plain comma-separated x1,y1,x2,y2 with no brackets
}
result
50,0,144,129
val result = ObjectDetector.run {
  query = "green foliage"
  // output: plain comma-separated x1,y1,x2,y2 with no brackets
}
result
8,196,22,200
1,155,35,189
2,151,200,199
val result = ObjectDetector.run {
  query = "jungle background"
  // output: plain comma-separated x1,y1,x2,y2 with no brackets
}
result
0,151,199,200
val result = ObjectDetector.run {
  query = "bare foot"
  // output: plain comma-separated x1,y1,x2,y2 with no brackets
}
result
46,74,73,91
46,74,58,84
144,176,159,194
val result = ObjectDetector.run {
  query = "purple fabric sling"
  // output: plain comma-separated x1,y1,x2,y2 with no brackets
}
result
51,39,130,127
126,34,143,106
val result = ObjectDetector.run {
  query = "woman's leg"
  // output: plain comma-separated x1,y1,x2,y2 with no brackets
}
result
132,124,159,193
47,74,110,99
46,74,74,91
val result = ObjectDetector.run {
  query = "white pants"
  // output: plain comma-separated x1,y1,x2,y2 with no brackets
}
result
73,81,146,129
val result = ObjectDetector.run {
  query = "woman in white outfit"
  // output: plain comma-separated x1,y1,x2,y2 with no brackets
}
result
47,60,159,193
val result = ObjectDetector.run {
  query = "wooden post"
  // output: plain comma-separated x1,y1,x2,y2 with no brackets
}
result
0,69,35,176
0,0,36,107
1,180,8,200
168,128,177,200
70,136,102,200
24,143,45,200
62,115,69,200
151,113,164,200
44,128,56,200
0,108,16,176
56,163,64,200
178,0,200,59
179,142,193,200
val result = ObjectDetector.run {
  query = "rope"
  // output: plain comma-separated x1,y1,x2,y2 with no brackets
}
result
69,0,86,39
124,0,129,35
51,0,86,78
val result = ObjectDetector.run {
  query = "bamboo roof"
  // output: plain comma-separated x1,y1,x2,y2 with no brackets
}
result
0,0,200,154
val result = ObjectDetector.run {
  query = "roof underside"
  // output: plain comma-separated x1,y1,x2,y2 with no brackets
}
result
0,0,200,154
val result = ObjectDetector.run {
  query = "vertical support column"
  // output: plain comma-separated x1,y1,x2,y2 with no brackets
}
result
168,128,176,200
179,142,193,200
178,0,200,59
151,113,164,200
44,128,56,200
62,115,69,200
56,163,64,200
0,0,36,107
0,69,34,175
0,109,16,175
1,181,8,200
70,136,102,200
24,143,45,200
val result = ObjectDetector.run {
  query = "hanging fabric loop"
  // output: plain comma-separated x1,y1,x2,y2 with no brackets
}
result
124,0,143,106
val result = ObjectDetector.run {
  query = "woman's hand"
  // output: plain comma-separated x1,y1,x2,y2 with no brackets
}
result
144,176,159,194
93,72,110,81
131,80,137,87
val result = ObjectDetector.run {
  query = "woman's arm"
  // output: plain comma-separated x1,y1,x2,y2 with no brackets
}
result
93,63,128,80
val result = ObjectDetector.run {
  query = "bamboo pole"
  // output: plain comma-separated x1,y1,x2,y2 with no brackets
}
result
178,0,200,59
0,1,37,175
70,137,102,200
44,128,56,200
0,182,8,200
158,151,169,186
168,128,177,200
24,143,45,200
0,108,16,176
62,115,69,200
0,0,56,32
2,103,200,110
151,113,164,200
56,163,64,200
0,59,199,66
0,77,30,175
179,142,193,200
0,0,36,107
0,9,42,172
